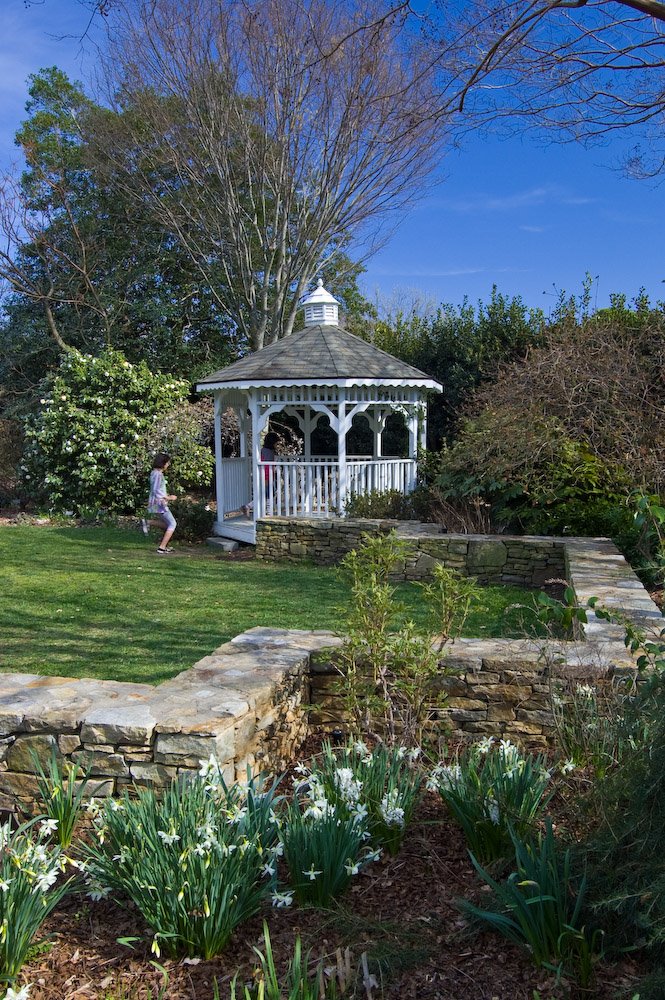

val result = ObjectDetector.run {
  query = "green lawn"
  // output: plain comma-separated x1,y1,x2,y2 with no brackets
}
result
0,525,537,684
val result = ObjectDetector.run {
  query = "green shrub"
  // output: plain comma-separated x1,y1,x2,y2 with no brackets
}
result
417,564,481,643
459,821,601,986
21,349,213,514
335,531,448,748
429,738,552,863
168,498,215,542
436,415,633,538
584,647,665,962
82,767,280,959
0,817,73,988
344,488,414,519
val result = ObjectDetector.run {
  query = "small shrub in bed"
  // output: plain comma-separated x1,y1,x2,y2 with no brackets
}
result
168,498,215,541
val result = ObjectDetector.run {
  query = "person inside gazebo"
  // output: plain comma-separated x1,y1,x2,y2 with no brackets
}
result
241,431,279,517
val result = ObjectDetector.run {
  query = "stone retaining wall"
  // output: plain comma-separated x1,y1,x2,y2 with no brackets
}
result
255,518,565,587
0,629,341,815
307,535,661,745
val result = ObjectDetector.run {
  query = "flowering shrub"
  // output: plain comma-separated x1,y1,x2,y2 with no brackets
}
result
81,765,281,959
429,738,552,863
312,740,422,856
21,349,213,513
0,818,72,988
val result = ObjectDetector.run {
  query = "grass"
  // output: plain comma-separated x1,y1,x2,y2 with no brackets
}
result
1,525,538,684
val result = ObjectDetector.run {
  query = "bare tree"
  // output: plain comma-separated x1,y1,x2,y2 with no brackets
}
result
0,168,117,353
430,0,665,175
95,0,445,350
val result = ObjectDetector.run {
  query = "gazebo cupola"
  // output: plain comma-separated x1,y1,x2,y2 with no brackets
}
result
197,282,442,544
302,279,340,327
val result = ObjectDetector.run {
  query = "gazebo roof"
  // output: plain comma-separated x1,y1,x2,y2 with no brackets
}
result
197,323,441,391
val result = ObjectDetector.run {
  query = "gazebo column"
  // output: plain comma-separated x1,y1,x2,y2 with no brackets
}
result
337,392,349,514
418,403,427,453
248,397,262,520
303,409,313,462
408,407,419,459
213,394,225,525
370,408,387,460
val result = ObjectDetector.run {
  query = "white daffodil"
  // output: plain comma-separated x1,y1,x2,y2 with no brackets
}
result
344,860,361,876
4,985,32,1000
271,891,294,908
303,864,322,881
157,830,181,846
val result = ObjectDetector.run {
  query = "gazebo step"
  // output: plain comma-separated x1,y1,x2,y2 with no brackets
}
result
206,537,239,552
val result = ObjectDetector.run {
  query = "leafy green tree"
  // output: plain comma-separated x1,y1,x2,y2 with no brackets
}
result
364,287,545,445
0,68,243,415
22,348,213,513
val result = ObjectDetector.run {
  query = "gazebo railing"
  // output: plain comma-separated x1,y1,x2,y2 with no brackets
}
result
254,458,417,519
347,458,416,496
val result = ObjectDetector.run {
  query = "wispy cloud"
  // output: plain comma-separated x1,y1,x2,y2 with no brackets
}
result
520,225,546,233
421,185,595,215
370,265,530,278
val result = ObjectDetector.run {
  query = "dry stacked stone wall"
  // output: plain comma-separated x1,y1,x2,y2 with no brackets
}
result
0,629,341,816
255,517,566,587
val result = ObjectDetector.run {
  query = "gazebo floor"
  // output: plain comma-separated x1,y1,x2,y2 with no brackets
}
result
216,514,256,544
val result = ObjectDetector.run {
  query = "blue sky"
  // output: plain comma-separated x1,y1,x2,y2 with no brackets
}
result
1,0,662,315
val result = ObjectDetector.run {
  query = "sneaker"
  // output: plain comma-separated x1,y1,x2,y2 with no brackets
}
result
140,518,149,536
156,547,172,555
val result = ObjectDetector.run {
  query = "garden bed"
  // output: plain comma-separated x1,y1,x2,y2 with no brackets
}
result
12,736,642,1000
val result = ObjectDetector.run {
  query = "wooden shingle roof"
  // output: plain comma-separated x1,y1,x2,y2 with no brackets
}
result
197,324,439,387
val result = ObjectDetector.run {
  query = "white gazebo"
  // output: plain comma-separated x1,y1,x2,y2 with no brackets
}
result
196,282,442,543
